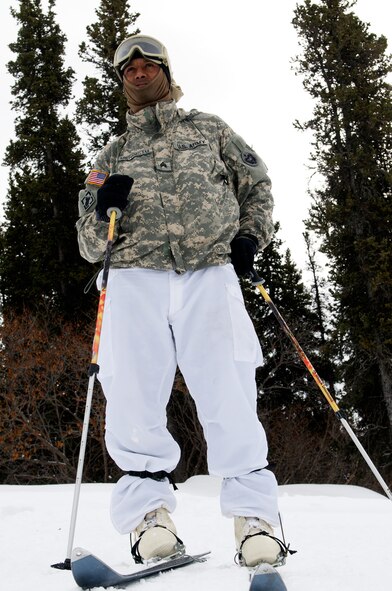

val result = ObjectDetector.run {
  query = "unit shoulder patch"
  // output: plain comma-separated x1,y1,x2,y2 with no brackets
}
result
80,190,95,212
241,151,258,167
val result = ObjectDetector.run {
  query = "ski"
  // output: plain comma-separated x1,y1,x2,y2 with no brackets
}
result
249,563,287,591
71,546,210,589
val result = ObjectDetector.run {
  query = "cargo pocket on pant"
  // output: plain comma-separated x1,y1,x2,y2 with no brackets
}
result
225,282,263,365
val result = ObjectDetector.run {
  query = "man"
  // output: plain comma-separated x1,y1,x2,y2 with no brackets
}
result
77,34,287,568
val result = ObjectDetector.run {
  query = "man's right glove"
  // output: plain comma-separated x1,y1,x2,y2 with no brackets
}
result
96,174,134,222
230,234,258,277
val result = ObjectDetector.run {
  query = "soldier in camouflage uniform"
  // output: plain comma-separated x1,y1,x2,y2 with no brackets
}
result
77,35,285,568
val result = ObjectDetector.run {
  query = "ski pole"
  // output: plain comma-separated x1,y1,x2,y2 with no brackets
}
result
250,268,392,501
52,207,120,570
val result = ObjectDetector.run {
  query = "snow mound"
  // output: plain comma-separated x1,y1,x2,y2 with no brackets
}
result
1,477,391,591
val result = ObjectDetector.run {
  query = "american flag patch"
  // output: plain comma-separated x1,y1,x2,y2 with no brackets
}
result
86,169,108,187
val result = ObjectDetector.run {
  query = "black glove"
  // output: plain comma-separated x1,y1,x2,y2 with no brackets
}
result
96,174,134,221
230,234,258,277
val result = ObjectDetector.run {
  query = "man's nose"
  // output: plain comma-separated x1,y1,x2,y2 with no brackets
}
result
135,67,146,78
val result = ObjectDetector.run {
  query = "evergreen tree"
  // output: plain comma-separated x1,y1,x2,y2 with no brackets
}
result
292,1,392,449
1,0,91,316
76,0,140,153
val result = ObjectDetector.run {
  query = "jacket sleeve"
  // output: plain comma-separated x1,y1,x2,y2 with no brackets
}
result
76,143,121,263
219,124,274,251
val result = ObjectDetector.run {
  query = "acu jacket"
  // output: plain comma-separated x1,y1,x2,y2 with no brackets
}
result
77,100,274,273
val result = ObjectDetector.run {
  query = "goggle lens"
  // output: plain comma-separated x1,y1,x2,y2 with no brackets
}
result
114,36,166,71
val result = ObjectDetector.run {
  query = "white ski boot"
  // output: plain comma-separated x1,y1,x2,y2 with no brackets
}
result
131,507,185,564
234,516,283,567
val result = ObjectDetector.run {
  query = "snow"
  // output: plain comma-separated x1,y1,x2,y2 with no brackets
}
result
2,476,392,590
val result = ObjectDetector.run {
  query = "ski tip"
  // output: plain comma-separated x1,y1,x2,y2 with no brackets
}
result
70,547,211,589
71,547,91,563
250,563,287,591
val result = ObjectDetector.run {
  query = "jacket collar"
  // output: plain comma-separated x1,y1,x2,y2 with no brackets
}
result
126,100,180,133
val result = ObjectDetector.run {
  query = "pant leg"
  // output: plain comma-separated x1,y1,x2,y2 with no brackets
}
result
220,470,279,526
97,268,180,534
171,264,279,526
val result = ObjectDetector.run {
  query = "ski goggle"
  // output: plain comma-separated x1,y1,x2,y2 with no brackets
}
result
113,36,169,79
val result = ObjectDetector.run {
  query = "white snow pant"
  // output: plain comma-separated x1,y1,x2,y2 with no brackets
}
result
97,264,279,534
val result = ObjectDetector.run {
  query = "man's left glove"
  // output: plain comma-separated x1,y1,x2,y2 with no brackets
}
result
96,174,134,222
230,234,258,277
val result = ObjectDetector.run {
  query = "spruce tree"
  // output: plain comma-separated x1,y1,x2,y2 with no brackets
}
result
292,1,392,448
0,0,107,485
76,0,140,153
1,0,91,316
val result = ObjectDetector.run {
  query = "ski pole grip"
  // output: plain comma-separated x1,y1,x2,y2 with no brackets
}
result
106,206,122,220
249,268,264,285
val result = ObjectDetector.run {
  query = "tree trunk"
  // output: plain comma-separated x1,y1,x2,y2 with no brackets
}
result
377,352,392,441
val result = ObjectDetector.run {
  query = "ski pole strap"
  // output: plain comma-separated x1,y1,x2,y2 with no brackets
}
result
83,267,102,294
125,470,178,490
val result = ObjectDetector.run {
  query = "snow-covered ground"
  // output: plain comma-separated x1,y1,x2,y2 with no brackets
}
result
2,475,391,590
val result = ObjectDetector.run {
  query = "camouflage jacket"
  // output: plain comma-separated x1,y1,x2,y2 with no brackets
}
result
76,100,274,272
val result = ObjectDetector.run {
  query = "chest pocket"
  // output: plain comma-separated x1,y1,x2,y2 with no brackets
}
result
173,138,224,179
116,148,154,178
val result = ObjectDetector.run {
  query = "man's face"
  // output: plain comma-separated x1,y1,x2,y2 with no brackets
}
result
123,57,161,86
